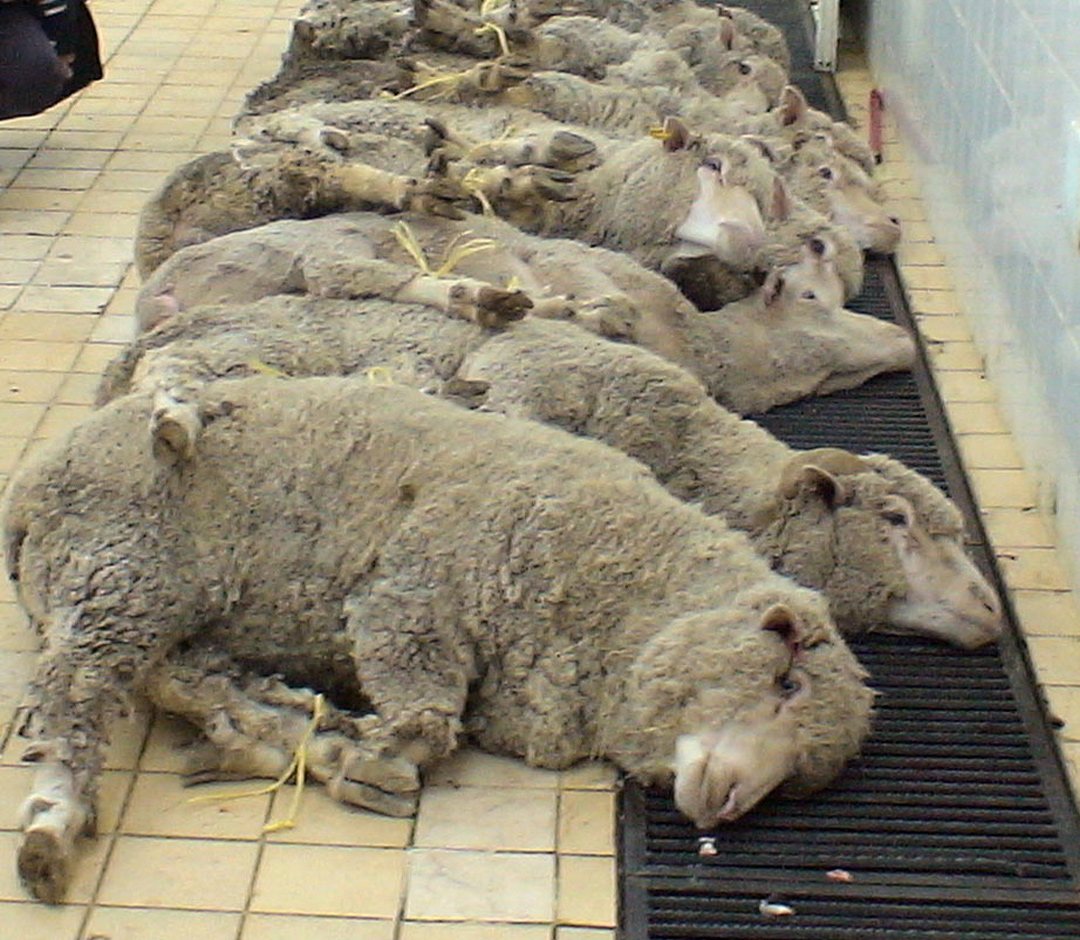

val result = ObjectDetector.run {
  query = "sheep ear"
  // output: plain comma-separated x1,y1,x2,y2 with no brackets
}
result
760,604,798,643
769,176,791,221
761,269,784,306
742,134,779,164
718,14,736,50
661,116,693,152
780,464,847,509
778,85,808,126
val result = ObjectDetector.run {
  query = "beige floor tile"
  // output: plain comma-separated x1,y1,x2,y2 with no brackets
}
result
560,762,618,790
105,150,195,172
251,843,406,917
1,189,85,213
83,906,242,940
0,313,96,343
558,791,614,856
935,372,997,403
138,713,198,774
96,835,259,909
1026,636,1080,686
982,508,1055,549
956,433,1023,469
556,855,616,928
915,315,974,343
946,402,1009,435
400,924,551,940
73,343,125,374
406,848,555,922
0,899,86,940
416,786,556,852
997,548,1073,591
0,285,23,308
56,372,104,405
0,210,71,237
25,149,112,172
0,602,34,653
927,341,984,371
895,241,945,266
265,787,412,847
901,267,955,293
17,286,113,315
1012,590,1080,637
242,913,395,940
61,212,140,239
0,259,39,285
0,402,46,437
89,169,177,193
1044,686,1080,741
968,468,1039,508
425,748,559,789
35,404,95,440
556,929,615,940
33,257,130,288
49,235,136,264
100,712,152,771
121,772,272,839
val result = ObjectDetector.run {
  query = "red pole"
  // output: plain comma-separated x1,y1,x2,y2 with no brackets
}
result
869,88,884,164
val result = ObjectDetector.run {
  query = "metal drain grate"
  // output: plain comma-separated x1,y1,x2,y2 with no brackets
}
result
618,4,1080,936
619,260,1080,938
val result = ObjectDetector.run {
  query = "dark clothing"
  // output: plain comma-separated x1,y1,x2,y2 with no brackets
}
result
0,0,102,120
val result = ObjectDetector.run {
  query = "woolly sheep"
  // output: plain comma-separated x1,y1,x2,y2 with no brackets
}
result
138,101,863,310
4,377,874,902
97,230,997,648
122,212,910,419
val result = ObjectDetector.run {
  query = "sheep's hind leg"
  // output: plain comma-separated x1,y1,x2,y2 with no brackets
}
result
146,658,421,817
17,742,93,905
396,274,532,329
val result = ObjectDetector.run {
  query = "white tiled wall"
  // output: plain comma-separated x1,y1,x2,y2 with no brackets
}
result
864,0,1080,592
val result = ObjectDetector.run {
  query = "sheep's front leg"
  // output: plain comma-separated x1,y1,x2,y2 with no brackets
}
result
396,274,532,329
343,585,472,768
530,293,640,340
329,163,467,219
448,163,578,210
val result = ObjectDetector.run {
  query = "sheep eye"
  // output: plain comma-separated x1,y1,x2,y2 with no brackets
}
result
738,61,752,75
808,236,827,256
882,510,907,526
703,156,723,172
818,166,834,180
800,290,816,300
777,673,802,696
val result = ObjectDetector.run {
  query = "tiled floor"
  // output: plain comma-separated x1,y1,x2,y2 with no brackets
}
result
0,2,1077,937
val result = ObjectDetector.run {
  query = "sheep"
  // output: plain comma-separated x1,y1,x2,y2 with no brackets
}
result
122,212,910,418
96,235,997,648
137,101,864,310
3,376,875,902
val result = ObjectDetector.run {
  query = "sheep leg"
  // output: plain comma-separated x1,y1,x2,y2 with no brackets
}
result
17,743,93,905
343,585,471,766
447,163,578,209
131,350,205,462
395,274,533,329
530,293,640,340
328,162,467,219
15,553,202,902
145,657,421,816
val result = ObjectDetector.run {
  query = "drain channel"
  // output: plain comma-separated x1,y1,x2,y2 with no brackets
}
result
618,3,1080,937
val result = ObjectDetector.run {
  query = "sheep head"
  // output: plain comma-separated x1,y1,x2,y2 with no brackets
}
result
756,449,1003,648
603,589,873,827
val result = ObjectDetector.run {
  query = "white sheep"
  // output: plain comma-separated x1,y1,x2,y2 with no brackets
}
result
97,231,997,648
3,377,874,902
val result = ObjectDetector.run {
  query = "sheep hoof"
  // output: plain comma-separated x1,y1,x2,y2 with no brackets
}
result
547,131,597,166
328,778,419,817
517,166,577,202
18,827,71,904
475,286,532,328
576,295,640,340
345,755,421,793
150,400,201,464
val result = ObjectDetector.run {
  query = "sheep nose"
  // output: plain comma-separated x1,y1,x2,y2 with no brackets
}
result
888,216,901,227
808,236,827,256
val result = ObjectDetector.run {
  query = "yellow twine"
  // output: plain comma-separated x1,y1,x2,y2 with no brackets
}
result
461,168,495,217
392,64,473,101
365,366,396,386
186,694,325,835
247,358,290,378
648,125,674,142
390,219,496,275
473,21,510,58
